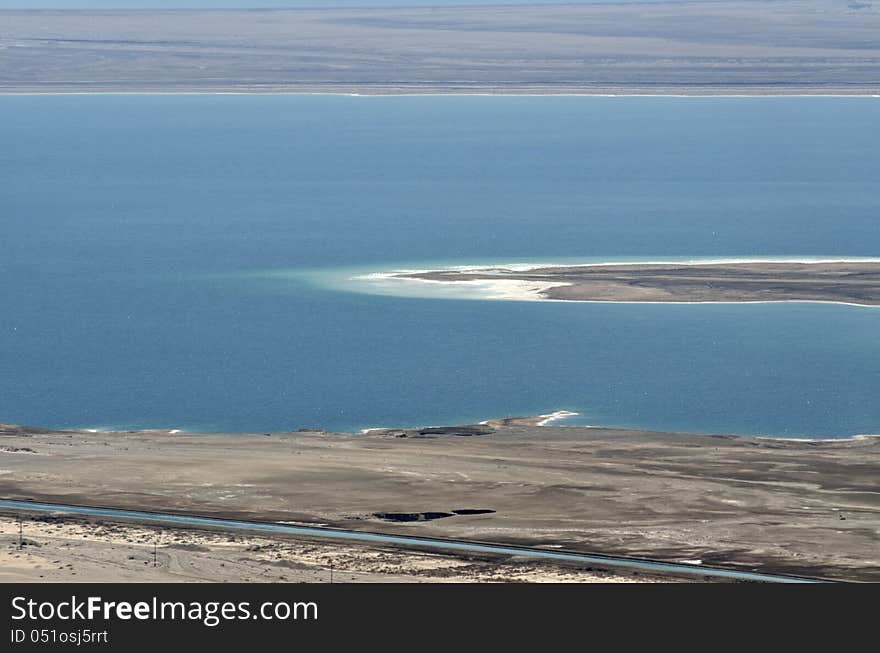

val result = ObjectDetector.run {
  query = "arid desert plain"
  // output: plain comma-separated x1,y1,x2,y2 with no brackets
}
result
1,418,877,582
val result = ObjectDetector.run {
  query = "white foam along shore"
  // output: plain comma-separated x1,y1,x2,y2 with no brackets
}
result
350,265,569,301
349,257,880,306
82,427,184,434
756,433,880,443
41,419,877,442
361,410,580,433
535,411,581,426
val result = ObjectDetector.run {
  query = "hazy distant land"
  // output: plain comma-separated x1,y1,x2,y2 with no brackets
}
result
394,261,880,305
2,2,879,94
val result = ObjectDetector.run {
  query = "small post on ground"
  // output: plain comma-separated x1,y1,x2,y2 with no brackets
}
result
18,514,23,550
153,540,157,567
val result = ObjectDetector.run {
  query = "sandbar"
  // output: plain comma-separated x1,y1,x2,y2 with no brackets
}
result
394,260,880,305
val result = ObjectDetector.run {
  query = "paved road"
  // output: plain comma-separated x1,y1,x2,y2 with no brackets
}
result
0,499,822,583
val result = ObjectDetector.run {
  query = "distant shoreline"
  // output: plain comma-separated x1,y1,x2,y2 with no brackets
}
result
5,412,877,441
4,4,878,98
2,90,879,97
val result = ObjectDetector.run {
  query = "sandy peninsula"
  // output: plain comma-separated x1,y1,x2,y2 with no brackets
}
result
393,261,880,305
1,419,877,582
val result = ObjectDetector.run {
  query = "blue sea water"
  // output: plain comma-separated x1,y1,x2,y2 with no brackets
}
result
1,95,879,437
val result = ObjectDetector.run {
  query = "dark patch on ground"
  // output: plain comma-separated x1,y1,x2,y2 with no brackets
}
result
416,426,494,437
373,512,455,522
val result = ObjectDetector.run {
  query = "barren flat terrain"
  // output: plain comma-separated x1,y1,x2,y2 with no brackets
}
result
1,514,648,583
2,3,879,94
1,420,877,581
398,261,880,304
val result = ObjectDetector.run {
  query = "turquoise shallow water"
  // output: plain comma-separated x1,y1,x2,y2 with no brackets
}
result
1,95,878,437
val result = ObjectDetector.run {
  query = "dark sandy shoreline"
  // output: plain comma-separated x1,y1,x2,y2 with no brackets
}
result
396,261,880,305
1,417,877,581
